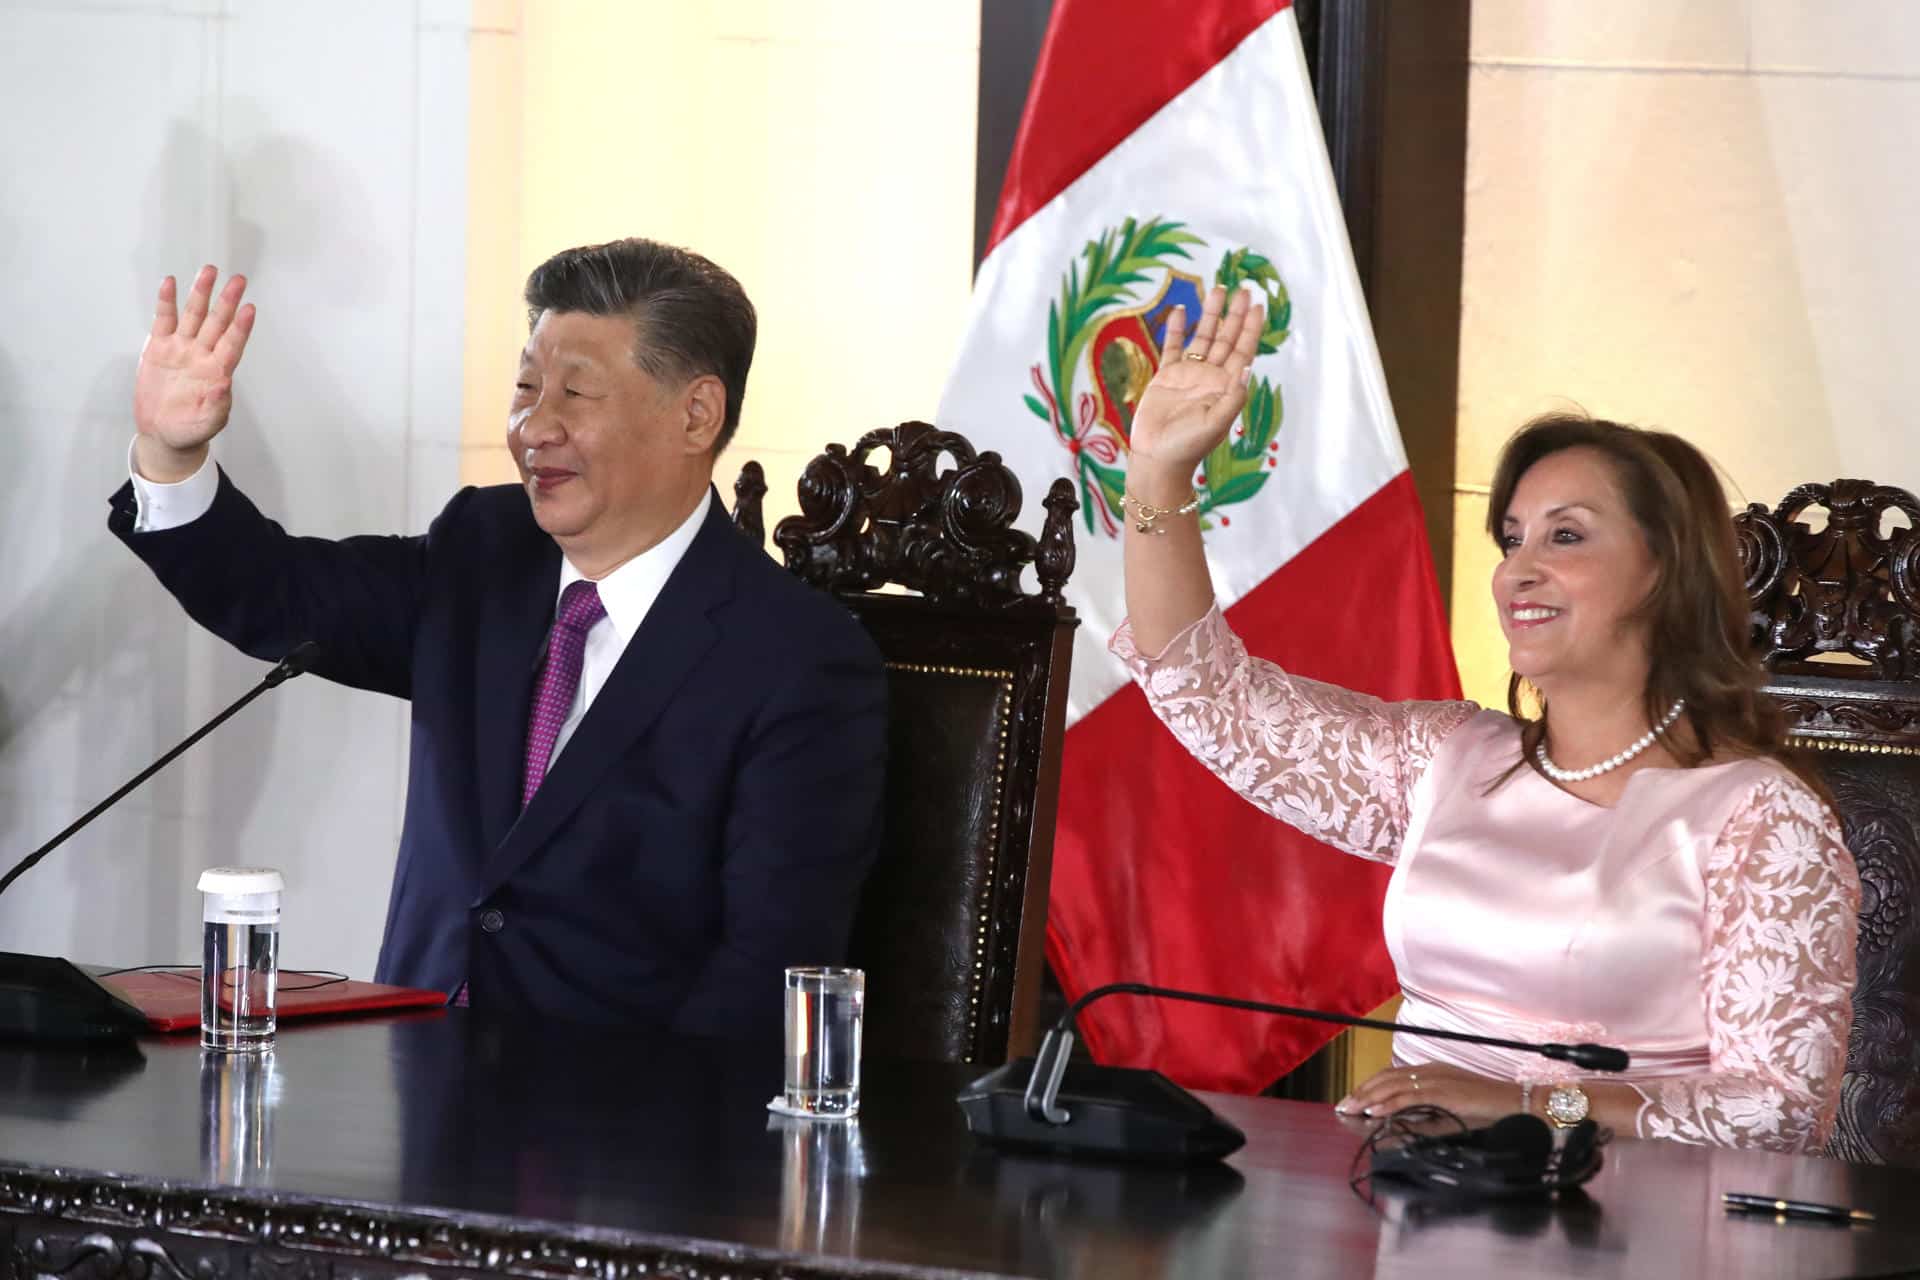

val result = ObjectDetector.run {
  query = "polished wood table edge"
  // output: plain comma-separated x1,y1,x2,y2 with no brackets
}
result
0,1161,1012,1280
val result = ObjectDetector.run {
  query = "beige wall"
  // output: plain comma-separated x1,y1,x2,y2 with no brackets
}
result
462,0,980,536
1454,0,1920,709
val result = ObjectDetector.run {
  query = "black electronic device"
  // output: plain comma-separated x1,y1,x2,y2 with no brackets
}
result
959,1055,1249,1164
0,643,319,1043
1368,1111,1604,1201
957,982,1631,1165
0,955,150,1044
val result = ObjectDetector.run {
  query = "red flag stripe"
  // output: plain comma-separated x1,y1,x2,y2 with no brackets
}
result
1044,470,1462,1093
985,0,1292,256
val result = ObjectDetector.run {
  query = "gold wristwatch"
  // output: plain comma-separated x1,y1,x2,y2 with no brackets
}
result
1545,1082,1591,1128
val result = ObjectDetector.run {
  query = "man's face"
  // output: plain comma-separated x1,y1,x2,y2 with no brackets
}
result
507,310,715,569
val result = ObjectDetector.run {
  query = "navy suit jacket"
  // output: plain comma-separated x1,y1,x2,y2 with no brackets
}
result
110,472,887,1038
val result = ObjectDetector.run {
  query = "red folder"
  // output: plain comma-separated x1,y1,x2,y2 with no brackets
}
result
102,968,448,1033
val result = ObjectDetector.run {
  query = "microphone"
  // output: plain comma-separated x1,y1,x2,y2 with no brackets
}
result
0,643,320,1043
956,981,1632,1165
263,640,322,688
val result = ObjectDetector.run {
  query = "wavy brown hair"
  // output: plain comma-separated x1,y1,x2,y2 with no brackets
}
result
1485,412,1826,796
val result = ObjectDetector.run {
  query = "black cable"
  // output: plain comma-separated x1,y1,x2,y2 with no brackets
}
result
1346,1103,1613,1212
1348,1104,1469,1211
96,963,350,992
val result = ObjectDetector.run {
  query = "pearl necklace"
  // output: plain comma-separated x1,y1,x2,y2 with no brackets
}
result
1536,699,1686,784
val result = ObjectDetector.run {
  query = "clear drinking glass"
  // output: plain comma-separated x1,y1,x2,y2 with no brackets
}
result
198,867,284,1052
784,966,864,1117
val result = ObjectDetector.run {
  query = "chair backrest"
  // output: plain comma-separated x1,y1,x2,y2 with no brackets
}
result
733,422,1080,1067
1736,479,1920,1165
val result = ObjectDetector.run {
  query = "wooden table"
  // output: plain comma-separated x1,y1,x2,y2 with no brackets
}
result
0,1012,1914,1279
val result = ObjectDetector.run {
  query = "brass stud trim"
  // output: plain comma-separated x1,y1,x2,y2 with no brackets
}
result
1789,735,1920,757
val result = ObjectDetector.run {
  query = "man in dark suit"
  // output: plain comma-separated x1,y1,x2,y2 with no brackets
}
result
113,241,886,1039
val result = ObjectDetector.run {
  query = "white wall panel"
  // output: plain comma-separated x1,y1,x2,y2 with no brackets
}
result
0,11,211,414
0,2,469,979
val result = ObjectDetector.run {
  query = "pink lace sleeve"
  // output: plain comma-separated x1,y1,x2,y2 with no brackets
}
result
1111,605,1477,864
1635,774,1861,1153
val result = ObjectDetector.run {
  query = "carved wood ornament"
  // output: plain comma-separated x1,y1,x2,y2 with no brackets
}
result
1738,479,1920,679
1737,480,1920,754
0,1167,862,1280
763,421,1078,610
1737,478,1920,1166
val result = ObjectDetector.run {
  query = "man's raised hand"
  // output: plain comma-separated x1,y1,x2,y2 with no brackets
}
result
133,266,255,482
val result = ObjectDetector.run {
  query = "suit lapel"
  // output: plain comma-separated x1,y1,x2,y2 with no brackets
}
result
478,494,742,897
475,525,563,854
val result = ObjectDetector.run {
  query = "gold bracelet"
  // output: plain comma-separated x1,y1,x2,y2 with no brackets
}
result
1119,489,1201,535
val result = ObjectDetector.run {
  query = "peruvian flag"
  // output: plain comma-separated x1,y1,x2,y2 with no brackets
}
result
938,0,1461,1092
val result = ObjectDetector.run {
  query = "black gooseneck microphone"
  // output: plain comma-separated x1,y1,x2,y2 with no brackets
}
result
0,642,320,1043
956,981,1632,1165
0,642,320,900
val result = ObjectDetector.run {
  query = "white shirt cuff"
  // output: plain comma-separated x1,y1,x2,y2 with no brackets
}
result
128,439,218,533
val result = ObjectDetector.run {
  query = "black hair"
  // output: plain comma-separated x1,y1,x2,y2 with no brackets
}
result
524,238,756,451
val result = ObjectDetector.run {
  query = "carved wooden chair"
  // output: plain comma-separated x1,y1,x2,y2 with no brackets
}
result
1736,480,1920,1165
731,422,1080,1067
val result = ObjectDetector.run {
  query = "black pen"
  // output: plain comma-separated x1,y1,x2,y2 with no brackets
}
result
1723,1192,1875,1224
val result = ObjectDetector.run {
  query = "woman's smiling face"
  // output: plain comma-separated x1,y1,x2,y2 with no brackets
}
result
1491,446,1656,697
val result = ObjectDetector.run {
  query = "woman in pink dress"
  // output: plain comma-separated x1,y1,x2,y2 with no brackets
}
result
1114,286,1860,1153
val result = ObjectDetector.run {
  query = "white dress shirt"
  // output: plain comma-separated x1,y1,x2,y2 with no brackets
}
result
128,444,712,766
542,490,709,761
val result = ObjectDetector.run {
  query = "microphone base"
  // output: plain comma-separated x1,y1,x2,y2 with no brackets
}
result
957,1058,1246,1165
0,953,150,1044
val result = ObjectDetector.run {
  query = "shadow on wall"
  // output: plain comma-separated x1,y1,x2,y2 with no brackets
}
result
0,111,388,967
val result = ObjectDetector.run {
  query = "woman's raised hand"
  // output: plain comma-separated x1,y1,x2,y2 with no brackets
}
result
1126,284,1265,497
133,266,256,481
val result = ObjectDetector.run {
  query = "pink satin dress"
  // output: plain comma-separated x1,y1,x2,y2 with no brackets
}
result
1114,605,1861,1153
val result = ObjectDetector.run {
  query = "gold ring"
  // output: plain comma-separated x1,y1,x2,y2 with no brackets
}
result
1182,351,1208,362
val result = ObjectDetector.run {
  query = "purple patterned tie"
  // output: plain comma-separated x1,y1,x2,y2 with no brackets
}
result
521,580,606,809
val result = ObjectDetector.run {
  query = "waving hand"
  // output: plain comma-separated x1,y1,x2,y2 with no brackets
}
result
133,266,255,482
1119,283,1266,657
1126,284,1266,492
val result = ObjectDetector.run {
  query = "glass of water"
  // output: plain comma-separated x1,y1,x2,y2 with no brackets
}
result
198,867,284,1053
784,966,864,1117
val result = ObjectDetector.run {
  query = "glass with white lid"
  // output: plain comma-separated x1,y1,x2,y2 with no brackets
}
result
197,866,283,1052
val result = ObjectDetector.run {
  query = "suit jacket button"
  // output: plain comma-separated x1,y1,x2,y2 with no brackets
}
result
479,908,505,934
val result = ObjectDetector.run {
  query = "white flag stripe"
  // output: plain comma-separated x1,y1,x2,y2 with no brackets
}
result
940,11,1407,723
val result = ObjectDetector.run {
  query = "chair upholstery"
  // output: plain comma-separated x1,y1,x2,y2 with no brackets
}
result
1735,479,1920,1165
733,422,1080,1066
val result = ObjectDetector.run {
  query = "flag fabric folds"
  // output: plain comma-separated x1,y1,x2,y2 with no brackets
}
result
938,0,1462,1092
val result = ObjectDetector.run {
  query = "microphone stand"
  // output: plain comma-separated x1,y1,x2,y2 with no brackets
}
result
959,981,1632,1165
0,643,320,1043
1024,982,1630,1126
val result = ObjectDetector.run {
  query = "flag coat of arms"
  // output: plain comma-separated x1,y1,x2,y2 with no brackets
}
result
939,0,1462,1093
